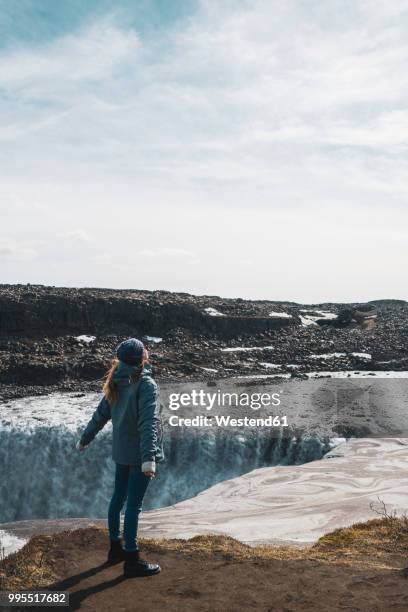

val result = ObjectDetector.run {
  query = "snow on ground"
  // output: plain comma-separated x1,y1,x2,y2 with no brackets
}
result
144,336,163,343
309,352,372,360
268,311,292,318
377,360,399,364
0,529,27,558
75,335,96,344
299,315,317,326
310,352,348,359
299,310,338,326
221,346,274,352
233,371,408,380
259,363,282,369
234,373,292,380
314,310,338,319
204,307,226,317
306,371,408,379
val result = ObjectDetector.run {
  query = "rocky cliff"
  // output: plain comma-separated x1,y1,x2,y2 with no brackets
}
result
0,284,296,338
0,284,407,399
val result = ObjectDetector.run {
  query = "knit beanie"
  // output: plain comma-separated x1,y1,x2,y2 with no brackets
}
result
116,338,145,366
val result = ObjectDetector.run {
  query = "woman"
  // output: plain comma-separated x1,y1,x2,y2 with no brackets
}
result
76,337,164,577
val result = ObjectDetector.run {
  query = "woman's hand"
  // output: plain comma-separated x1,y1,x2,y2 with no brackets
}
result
141,460,156,478
76,441,87,451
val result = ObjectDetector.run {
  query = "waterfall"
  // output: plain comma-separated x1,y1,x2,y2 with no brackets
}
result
0,418,331,522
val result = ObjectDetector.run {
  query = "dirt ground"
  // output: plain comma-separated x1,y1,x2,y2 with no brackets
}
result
1,522,408,612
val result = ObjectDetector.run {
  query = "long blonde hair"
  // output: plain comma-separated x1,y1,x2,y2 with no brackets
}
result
103,353,149,405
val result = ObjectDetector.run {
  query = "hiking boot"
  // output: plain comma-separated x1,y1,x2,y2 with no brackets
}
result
123,549,161,577
107,538,125,564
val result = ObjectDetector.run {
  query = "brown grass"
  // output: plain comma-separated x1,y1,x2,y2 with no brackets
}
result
0,527,104,591
1,516,407,592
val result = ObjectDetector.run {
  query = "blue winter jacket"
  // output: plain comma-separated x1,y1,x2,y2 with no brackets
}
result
79,362,164,468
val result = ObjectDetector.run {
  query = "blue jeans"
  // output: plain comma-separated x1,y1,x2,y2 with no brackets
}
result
108,463,151,551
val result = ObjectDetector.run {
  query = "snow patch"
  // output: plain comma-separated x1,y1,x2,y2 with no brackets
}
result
309,352,372,360
259,362,282,369
315,310,338,320
204,307,225,317
310,352,347,359
234,373,291,380
144,336,163,344
299,315,318,327
268,311,292,318
221,346,274,353
75,335,96,344
299,310,338,326
306,371,408,379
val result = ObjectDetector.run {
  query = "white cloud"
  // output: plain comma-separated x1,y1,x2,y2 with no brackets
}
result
0,1,407,300
138,247,195,258
0,244,38,261
59,229,94,243
0,20,140,93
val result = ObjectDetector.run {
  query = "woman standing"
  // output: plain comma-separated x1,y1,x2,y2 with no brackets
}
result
76,337,164,577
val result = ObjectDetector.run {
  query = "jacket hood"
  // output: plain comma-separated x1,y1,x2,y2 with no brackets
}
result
113,361,152,387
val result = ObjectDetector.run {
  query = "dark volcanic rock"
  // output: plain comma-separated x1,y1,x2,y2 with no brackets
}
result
0,284,407,400
0,285,295,338
336,307,354,326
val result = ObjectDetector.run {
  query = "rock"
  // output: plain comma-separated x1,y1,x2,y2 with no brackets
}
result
0,285,406,399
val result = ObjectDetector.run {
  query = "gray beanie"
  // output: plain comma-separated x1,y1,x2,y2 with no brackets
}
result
116,338,145,366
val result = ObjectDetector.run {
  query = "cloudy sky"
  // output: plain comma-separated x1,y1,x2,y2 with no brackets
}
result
0,0,407,302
